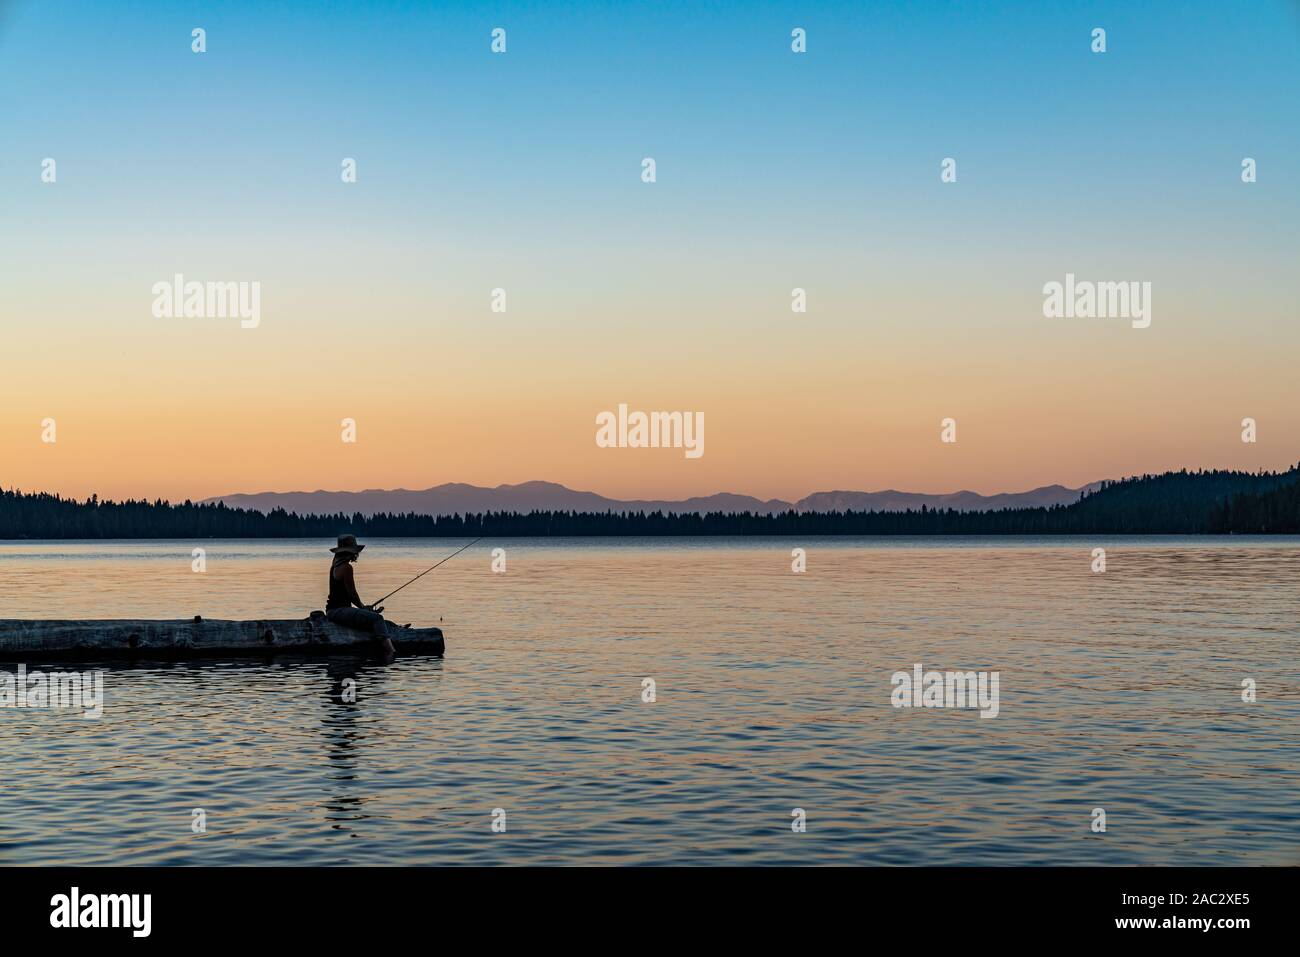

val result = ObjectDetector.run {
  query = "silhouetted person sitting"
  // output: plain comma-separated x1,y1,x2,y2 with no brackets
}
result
325,534,396,655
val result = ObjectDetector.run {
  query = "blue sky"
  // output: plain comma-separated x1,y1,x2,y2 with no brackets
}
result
4,0,1295,239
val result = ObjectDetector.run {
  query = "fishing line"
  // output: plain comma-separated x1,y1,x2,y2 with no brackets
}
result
371,537,484,606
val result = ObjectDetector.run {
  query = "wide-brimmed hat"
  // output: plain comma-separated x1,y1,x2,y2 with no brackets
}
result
329,534,365,555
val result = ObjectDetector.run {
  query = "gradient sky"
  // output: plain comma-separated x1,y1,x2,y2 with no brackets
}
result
2,0,1297,503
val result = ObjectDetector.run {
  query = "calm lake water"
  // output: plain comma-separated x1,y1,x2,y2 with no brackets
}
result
1,537,1298,866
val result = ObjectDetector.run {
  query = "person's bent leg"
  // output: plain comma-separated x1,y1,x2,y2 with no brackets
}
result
367,611,397,655
327,608,394,651
354,608,396,653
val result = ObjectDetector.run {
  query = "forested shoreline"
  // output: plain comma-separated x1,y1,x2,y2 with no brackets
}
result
2,467,1298,539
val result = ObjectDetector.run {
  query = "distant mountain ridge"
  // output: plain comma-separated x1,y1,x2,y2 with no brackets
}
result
797,484,1103,513
201,480,1101,517
9,467,1299,537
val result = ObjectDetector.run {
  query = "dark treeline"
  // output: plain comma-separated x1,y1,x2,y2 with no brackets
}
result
1208,474,1300,533
3,466,1299,539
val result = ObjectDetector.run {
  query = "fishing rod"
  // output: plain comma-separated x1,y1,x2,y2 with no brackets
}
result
372,536,484,606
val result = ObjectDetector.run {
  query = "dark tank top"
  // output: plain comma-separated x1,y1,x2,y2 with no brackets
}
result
326,560,353,611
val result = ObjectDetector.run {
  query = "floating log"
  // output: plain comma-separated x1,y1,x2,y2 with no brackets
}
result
0,611,444,660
